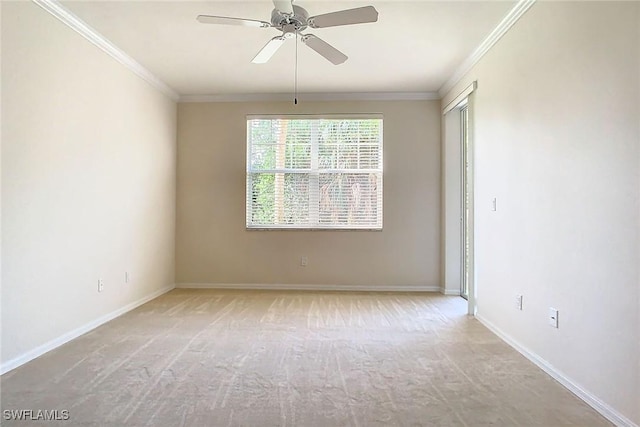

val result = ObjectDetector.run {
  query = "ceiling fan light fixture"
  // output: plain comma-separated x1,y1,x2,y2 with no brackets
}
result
198,0,378,65
282,24,297,38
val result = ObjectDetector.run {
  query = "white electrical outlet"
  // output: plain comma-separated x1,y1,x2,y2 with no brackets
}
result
548,308,559,328
98,279,104,292
515,294,523,310
300,256,308,267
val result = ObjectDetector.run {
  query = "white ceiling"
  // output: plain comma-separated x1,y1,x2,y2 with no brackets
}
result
60,1,515,97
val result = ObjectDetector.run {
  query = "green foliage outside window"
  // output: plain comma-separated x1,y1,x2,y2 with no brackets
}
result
247,117,382,229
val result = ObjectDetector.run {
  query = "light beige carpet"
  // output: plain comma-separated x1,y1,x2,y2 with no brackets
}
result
1,289,610,426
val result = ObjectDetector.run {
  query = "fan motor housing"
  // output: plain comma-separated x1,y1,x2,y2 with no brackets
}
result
271,5,309,31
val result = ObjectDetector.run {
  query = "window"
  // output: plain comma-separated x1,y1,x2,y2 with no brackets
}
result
246,115,383,229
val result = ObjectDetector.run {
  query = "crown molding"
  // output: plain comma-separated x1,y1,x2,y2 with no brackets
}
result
32,0,179,101
179,92,440,103
438,0,536,99
31,0,533,105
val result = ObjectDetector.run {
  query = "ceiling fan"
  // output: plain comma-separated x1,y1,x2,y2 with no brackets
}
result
196,1,379,65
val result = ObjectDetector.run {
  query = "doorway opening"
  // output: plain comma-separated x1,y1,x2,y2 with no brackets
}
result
460,104,470,300
442,81,476,315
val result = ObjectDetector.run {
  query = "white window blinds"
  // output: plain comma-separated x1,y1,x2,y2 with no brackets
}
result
246,115,383,229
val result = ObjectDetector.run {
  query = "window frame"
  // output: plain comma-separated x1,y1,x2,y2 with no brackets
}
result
246,114,384,231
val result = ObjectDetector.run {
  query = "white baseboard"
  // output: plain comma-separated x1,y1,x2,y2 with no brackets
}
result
176,283,441,293
475,314,638,427
0,284,175,375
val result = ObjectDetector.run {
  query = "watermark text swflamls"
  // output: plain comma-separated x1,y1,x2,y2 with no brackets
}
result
3,409,70,421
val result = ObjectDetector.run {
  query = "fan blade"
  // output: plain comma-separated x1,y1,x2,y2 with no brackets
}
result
301,34,347,65
308,6,378,28
273,0,294,15
252,36,287,63
197,15,271,28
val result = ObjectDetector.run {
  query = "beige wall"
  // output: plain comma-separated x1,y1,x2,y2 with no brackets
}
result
442,1,639,424
1,2,176,367
177,101,440,289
